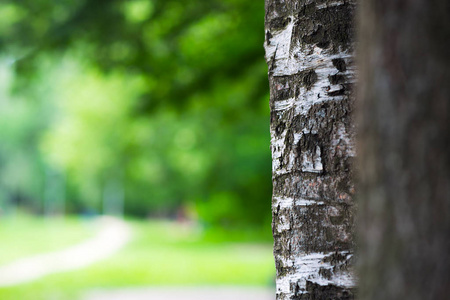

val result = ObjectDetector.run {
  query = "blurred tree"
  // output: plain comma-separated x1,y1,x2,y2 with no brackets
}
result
0,0,271,227
358,0,450,299
0,61,53,214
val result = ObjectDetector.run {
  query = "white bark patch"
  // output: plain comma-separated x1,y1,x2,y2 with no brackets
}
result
266,27,352,77
271,129,325,176
287,151,296,171
273,196,294,209
316,1,347,9
273,196,325,210
293,54,349,116
271,127,299,176
266,22,353,117
331,122,356,157
296,199,325,206
293,132,302,144
271,129,287,172
264,19,295,73
277,214,291,233
301,146,323,173
276,251,355,297
274,97,295,111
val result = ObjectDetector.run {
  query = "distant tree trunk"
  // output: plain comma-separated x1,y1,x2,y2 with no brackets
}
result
264,1,357,299
358,1,450,299
44,168,65,217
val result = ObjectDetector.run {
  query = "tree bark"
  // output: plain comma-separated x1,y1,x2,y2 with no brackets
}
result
357,1,450,299
264,1,357,299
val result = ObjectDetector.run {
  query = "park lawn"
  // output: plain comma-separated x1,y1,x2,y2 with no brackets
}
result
0,218,275,300
0,214,97,266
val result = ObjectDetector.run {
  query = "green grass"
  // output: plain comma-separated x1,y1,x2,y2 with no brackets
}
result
0,217,275,300
0,214,96,265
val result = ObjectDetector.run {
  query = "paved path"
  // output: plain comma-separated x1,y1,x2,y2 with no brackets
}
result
0,216,132,287
83,286,275,300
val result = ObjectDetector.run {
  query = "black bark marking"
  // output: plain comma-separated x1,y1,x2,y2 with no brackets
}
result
332,58,347,72
328,74,346,85
293,3,355,52
269,16,292,31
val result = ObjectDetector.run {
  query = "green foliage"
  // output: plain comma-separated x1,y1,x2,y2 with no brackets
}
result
0,0,271,226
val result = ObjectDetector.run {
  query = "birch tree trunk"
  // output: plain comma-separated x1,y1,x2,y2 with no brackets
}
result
264,1,357,299
358,1,450,299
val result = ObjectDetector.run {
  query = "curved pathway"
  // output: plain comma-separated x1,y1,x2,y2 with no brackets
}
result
83,286,275,300
0,216,132,287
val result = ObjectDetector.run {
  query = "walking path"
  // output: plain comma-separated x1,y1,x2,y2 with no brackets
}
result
0,216,132,287
83,286,275,300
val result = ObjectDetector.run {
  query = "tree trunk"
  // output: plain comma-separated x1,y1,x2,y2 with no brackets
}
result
264,1,357,299
357,1,450,299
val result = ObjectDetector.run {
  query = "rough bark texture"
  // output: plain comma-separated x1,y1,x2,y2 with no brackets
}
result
358,1,450,299
264,1,357,299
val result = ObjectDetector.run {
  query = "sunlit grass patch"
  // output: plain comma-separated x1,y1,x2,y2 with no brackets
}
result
0,218,275,300
0,214,97,266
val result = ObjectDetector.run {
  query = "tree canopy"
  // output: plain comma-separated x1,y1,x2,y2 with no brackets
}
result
0,0,271,227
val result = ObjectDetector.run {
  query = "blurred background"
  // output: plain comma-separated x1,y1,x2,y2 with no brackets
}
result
0,0,274,299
